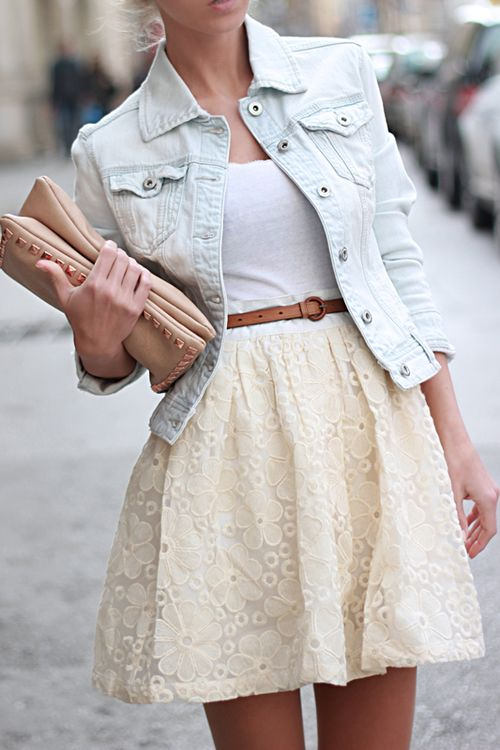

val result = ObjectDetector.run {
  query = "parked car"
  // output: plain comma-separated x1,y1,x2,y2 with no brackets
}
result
417,4,500,208
459,65,500,228
378,35,446,141
491,127,500,247
414,73,443,188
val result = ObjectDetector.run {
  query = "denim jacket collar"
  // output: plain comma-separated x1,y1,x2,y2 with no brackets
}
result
138,13,308,141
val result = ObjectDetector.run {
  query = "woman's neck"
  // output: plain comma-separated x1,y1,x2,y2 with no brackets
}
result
160,17,253,101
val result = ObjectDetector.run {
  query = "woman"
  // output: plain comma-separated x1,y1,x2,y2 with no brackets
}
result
36,2,498,748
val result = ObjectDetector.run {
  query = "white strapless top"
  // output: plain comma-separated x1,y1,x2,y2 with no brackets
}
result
221,158,342,315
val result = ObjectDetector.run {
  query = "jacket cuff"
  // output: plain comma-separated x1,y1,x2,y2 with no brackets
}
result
410,309,457,363
74,349,146,395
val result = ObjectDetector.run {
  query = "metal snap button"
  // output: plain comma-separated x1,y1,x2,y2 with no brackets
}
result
337,113,350,126
248,100,263,116
209,126,225,134
213,295,221,304
361,309,372,324
400,363,411,377
339,247,348,261
171,419,180,427
318,184,331,197
143,177,159,190
277,139,289,151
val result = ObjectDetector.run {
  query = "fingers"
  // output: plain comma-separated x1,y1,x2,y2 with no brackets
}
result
466,506,479,524
91,241,149,293
93,240,122,278
467,528,491,559
121,257,144,294
133,267,153,301
465,521,482,547
105,244,131,289
93,242,152,320
464,495,498,558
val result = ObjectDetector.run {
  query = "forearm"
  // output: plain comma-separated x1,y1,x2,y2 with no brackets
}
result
420,352,471,452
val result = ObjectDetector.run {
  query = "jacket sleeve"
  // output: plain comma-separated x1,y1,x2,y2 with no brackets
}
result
357,44,456,362
70,128,146,395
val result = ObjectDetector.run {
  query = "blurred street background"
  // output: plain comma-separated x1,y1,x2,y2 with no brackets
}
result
1,1,500,749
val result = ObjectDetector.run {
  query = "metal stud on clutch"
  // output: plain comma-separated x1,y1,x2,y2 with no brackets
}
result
0,227,13,260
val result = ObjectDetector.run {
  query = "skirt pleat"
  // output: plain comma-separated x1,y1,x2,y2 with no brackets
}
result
91,310,485,705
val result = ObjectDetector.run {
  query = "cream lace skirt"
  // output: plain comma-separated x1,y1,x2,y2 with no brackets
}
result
91,296,485,705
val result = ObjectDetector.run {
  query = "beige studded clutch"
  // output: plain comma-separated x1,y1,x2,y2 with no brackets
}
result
0,176,216,393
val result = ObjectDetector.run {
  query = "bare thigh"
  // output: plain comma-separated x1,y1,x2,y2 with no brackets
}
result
314,667,417,750
203,688,306,750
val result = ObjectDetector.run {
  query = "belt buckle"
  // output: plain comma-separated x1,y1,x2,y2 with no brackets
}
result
304,295,327,321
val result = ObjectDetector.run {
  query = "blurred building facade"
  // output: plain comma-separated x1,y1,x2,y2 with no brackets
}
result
0,0,138,160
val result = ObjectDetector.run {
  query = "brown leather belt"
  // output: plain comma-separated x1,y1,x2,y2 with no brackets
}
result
226,295,348,329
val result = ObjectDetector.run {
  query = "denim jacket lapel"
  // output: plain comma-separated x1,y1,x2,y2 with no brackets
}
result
138,12,307,142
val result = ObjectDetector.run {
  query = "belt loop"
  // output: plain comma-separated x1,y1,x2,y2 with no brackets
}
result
298,299,309,318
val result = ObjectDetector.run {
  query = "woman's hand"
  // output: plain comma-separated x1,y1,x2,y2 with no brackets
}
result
444,440,499,559
420,352,499,559
35,240,152,377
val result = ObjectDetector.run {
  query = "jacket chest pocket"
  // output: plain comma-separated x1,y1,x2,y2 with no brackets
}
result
297,99,374,188
107,163,188,256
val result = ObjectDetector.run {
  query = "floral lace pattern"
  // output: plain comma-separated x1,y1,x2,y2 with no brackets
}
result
92,316,485,705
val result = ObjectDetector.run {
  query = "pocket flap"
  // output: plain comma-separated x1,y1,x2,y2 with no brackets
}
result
109,164,188,197
298,100,374,136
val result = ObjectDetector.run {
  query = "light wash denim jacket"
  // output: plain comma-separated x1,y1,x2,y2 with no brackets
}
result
71,12,456,446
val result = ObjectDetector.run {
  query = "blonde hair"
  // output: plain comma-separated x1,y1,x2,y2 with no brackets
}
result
113,0,165,49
